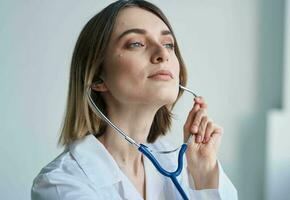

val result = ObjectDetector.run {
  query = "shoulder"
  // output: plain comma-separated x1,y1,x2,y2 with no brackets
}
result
34,149,87,180
31,150,95,200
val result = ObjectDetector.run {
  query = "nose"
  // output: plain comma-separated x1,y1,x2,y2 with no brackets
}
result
150,44,170,64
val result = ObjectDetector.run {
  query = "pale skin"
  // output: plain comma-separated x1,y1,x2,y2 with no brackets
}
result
92,7,223,199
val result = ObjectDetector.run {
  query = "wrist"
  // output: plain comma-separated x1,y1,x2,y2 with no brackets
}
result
188,160,219,190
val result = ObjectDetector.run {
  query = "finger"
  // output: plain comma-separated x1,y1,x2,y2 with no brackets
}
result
191,108,206,135
183,102,200,139
187,102,201,133
196,116,208,143
208,129,223,150
194,96,208,109
184,97,207,141
203,120,214,143
191,97,207,137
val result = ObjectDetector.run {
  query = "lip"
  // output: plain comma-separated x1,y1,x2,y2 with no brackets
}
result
148,70,173,79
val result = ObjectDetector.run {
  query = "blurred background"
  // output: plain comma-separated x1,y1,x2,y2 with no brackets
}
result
0,0,289,199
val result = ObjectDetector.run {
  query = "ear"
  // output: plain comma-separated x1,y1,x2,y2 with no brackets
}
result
91,80,108,92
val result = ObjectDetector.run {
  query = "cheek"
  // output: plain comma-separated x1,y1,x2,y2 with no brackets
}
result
104,53,145,99
105,53,137,84
172,56,180,80
115,54,147,91
113,53,139,75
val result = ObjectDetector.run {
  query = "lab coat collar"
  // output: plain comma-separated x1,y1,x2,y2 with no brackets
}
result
69,134,166,199
69,134,122,189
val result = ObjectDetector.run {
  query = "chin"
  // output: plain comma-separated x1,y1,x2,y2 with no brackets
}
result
167,96,178,105
158,92,179,106
143,84,179,105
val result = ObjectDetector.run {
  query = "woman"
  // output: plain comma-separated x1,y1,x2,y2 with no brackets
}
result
31,0,238,199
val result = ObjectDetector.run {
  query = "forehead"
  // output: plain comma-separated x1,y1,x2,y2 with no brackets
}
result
111,7,170,37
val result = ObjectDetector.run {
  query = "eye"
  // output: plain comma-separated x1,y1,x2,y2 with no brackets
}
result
163,43,175,50
127,42,145,48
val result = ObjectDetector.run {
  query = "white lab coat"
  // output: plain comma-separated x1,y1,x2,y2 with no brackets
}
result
31,134,238,200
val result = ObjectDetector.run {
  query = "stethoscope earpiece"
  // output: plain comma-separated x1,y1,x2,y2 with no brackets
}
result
91,78,104,90
94,78,104,84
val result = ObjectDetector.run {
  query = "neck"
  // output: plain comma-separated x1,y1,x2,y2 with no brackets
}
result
98,100,160,173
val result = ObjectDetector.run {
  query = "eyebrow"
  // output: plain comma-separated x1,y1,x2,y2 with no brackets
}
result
116,28,173,42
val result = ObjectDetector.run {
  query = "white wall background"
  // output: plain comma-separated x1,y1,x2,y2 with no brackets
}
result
0,0,286,200
265,0,290,199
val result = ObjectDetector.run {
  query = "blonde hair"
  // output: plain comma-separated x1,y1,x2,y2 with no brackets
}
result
58,0,187,147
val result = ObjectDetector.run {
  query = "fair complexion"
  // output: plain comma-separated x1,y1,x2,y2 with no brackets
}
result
92,7,222,198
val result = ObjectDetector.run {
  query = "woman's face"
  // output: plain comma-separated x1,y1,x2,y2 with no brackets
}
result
101,7,180,107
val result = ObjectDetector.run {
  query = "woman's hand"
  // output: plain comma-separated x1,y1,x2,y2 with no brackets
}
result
183,97,223,189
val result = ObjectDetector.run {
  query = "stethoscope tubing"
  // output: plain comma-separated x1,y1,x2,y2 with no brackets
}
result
138,143,189,199
86,84,197,200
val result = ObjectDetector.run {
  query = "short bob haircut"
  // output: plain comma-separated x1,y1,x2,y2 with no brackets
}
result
58,0,187,147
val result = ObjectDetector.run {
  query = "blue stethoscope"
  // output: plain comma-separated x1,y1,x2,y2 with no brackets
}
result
87,84,197,200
